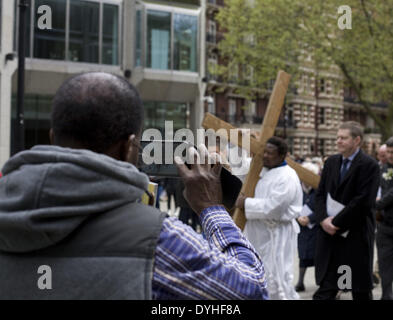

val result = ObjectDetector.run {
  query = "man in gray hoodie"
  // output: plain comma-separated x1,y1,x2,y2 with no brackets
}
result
0,72,268,300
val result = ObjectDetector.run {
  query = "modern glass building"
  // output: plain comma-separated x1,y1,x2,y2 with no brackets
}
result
133,1,202,137
0,0,204,161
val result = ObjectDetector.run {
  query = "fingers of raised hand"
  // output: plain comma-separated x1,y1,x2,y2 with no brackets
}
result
197,144,211,169
175,156,190,179
186,147,202,171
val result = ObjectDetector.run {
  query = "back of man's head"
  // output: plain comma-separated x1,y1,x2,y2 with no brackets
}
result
51,72,143,153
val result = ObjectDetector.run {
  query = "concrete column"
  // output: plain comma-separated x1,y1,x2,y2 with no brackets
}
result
123,0,134,78
192,0,206,134
0,0,17,167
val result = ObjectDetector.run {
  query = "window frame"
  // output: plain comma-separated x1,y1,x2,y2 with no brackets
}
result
141,2,200,73
15,0,122,65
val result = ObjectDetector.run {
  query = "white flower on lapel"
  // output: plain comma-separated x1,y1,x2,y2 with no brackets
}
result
382,168,393,181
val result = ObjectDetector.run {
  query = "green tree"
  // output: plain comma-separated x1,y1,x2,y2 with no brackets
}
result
216,0,393,139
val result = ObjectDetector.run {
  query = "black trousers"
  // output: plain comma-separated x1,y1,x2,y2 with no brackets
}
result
376,223,393,300
313,260,372,300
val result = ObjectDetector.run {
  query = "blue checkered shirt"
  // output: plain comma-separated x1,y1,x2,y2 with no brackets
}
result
152,205,269,299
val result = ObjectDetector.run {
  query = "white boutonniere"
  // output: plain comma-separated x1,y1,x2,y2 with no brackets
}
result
382,168,393,181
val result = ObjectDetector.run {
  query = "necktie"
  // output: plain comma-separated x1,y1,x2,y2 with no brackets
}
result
339,158,350,183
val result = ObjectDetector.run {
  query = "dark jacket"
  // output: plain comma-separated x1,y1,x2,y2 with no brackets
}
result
314,150,380,291
0,146,166,299
376,163,393,227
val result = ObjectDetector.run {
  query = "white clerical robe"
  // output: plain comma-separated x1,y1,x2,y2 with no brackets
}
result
243,164,303,300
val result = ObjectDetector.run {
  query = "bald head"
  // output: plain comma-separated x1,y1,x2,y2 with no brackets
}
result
378,144,387,164
51,72,143,154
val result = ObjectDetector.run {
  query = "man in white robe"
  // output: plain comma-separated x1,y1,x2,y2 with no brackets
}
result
236,136,303,300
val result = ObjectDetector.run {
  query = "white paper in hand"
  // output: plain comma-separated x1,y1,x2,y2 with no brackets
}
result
300,204,315,229
326,193,349,238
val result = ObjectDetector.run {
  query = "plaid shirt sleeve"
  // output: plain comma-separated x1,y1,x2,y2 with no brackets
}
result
152,205,268,300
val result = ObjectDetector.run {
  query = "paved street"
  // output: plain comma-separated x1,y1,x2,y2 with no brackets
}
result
161,198,383,300
292,254,382,300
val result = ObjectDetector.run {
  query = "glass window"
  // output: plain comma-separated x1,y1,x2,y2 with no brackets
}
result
174,13,197,72
319,78,325,93
135,9,142,66
11,94,52,156
69,0,99,63
319,107,325,124
229,99,236,116
34,0,66,60
31,0,119,65
102,3,119,65
207,95,215,114
144,101,189,132
147,10,171,70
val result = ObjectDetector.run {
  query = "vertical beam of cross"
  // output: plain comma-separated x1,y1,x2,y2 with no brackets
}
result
232,71,291,230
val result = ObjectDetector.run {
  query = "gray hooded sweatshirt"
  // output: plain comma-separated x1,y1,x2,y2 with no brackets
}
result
0,145,166,299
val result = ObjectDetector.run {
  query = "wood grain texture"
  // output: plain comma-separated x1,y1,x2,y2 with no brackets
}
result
232,71,291,230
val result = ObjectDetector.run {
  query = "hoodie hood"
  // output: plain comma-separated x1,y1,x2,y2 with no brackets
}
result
0,145,150,253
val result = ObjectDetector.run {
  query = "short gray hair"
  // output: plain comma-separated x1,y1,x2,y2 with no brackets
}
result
339,121,363,141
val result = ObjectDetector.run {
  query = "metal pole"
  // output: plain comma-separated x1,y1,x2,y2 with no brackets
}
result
16,0,29,153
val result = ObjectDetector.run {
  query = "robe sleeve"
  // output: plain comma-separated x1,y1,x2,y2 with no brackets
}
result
244,173,297,221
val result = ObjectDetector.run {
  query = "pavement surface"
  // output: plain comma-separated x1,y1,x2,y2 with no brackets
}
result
293,254,382,300
160,198,383,300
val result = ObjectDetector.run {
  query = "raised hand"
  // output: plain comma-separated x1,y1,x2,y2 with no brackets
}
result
175,146,223,215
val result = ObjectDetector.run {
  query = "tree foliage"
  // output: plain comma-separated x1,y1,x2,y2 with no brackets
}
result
216,0,393,139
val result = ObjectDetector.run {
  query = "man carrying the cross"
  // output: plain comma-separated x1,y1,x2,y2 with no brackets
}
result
236,136,303,300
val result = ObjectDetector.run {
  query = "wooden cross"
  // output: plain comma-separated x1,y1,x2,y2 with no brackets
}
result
202,70,320,230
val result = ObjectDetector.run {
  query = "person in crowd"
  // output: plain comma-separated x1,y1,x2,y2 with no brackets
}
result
375,137,393,300
311,157,324,173
0,72,268,300
162,178,178,215
175,179,201,232
313,121,380,300
295,161,320,292
372,145,387,286
235,136,303,300
377,144,387,168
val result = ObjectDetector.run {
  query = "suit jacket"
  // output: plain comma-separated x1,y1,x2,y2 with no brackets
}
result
376,162,393,227
314,150,380,291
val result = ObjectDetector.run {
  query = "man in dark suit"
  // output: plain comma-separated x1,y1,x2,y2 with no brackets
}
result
313,121,380,300
375,137,393,300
